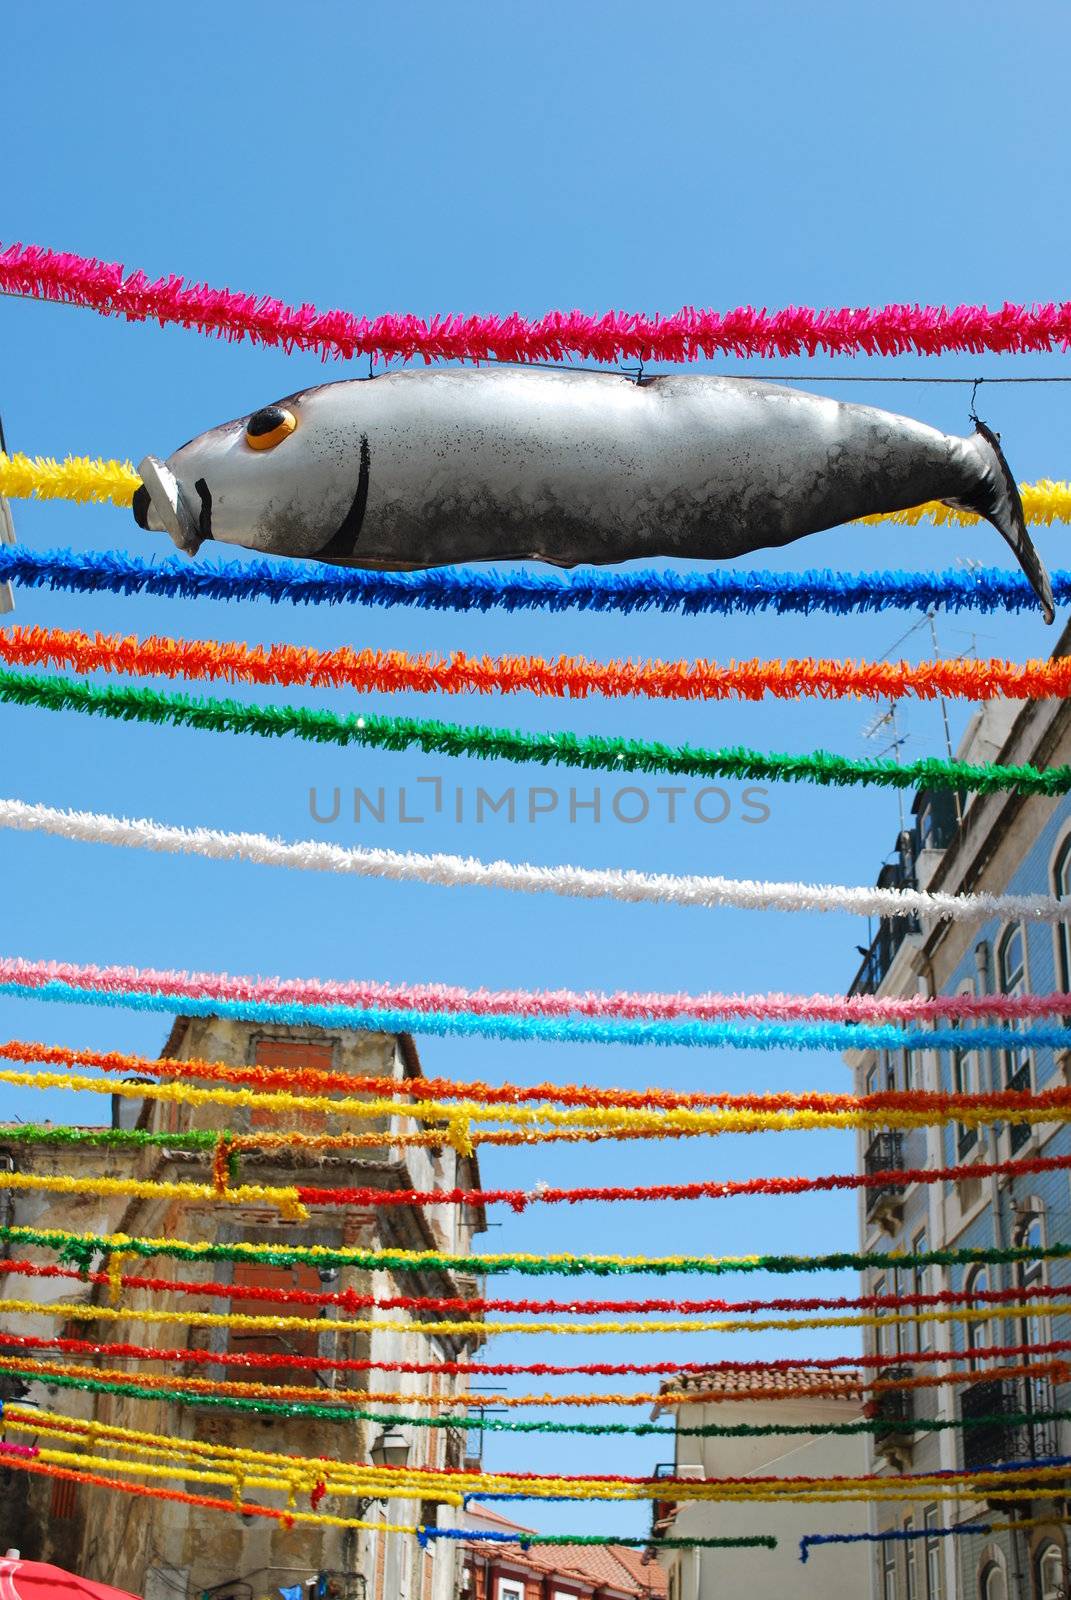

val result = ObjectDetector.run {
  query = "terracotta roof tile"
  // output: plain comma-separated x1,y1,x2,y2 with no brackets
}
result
471,1540,667,1595
656,1365,864,1403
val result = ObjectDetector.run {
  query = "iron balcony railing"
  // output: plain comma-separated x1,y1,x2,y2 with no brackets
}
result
957,1121,979,1159
864,1130,906,1219
961,1379,1012,1472
849,914,921,997
871,1367,914,1449
961,1378,1061,1479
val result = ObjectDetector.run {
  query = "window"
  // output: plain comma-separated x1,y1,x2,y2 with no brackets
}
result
227,1261,324,1384
882,1542,898,1600
949,1020,978,1157
904,1517,917,1600
1054,837,1071,991
965,1265,989,1367
1037,1541,1065,1600
497,1585,525,1600
924,1505,943,1599
902,1048,915,1092
251,1038,335,1131
1016,1213,1052,1423
874,1275,889,1359
999,925,1031,1081
867,1063,880,1097
980,1560,1007,1600
49,1476,77,1519
999,926,1032,1149
913,1229,933,1353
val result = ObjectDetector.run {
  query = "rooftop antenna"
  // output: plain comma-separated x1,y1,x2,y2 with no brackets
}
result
862,702,908,833
924,607,963,827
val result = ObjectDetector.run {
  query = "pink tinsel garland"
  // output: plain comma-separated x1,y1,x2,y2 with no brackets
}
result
3,242,1071,362
1,956,1069,1025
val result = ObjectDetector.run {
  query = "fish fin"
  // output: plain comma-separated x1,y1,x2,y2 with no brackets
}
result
952,422,1055,624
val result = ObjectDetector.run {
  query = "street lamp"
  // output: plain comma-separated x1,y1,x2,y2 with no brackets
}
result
354,1430,412,1518
369,1428,410,1469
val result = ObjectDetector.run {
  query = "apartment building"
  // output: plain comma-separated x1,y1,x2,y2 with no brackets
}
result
649,1367,868,1598
846,633,1071,1600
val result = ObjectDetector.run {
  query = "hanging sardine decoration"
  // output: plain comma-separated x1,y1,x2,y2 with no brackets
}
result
132,369,1055,621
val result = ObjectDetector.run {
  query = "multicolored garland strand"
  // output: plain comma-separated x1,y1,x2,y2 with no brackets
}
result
3,1355,1065,1413
9,971,1071,1050
4,1328,1066,1389
11,1404,1071,1508
2,794,1067,925
7,1362,1071,1443
7,1220,1068,1280
6,1287,1069,1341
10,1255,1068,1321
5,243,1071,360
0,454,136,506
797,1520,1066,1564
0,1450,416,1533
14,622,1071,707
8,1035,1070,1109
422,1530,770,1551
4,1148,1070,1223
5,547,1071,619
9,961,1071,1025
11,1070,1071,1148
3,666,1068,797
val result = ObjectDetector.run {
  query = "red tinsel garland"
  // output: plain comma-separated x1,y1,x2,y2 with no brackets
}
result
5,1256,1067,1319
3,1329,1068,1382
287,1150,1071,1211
3,243,1070,362
7,1037,1071,1117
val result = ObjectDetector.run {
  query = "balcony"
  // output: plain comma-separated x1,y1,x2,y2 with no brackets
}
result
957,1122,979,1159
1006,1061,1033,1155
849,914,920,997
864,1131,906,1228
871,1367,915,1461
961,1380,1062,1500
962,1379,1016,1474
651,1462,679,1537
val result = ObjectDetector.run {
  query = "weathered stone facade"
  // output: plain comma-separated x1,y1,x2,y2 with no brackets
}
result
0,1017,486,1600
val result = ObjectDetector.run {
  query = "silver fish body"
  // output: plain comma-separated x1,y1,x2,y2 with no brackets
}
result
133,368,1054,619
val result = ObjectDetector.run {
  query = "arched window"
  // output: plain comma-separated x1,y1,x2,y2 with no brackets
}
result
1054,837,1071,992
1037,1540,1065,1600
1016,1211,1053,1433
965,1265,989,1367
999,926,1032,1147
979,1560,1007,1600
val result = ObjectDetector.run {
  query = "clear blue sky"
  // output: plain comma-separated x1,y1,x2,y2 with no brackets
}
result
2,0,1070,1537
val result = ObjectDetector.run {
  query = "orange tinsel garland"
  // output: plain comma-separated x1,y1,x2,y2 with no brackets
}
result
6,623,1071,704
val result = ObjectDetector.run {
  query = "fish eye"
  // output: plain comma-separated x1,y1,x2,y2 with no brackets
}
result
245,405,297,451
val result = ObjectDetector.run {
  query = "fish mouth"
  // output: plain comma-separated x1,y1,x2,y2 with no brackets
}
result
314,434,371,561
133,456,204,556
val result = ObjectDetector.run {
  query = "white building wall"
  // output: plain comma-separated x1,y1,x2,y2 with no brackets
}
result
659,1391,869,1599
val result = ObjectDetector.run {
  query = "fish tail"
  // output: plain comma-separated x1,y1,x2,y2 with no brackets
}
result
957,422,1055,623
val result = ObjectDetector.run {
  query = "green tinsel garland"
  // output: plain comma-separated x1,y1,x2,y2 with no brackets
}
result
5,1367,1071,1444
3,1223,1067,1279
0,1125,219,1153
0,666,1065,795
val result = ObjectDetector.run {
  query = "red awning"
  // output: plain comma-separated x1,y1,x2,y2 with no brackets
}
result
0,1559,142,1600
